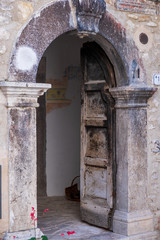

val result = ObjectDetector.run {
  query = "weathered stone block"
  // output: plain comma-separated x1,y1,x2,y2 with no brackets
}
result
113,210,154,236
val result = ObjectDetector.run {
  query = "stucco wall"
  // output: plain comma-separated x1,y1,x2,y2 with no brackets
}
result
0,0,160,235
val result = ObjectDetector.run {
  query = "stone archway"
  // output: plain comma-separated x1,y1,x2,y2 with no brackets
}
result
1,0,157,239
9,0,142,86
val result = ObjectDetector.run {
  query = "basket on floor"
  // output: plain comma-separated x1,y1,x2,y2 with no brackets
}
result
65,176,80,201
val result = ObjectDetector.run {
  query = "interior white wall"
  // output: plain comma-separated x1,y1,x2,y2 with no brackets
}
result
45,34,89,196
45,34,85,79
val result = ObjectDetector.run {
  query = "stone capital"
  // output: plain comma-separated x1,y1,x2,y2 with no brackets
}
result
0,81,51,108
109,86,157,108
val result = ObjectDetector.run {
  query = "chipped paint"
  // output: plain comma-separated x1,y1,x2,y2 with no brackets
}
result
15,46,37,71
69,0,77,28
34,11,41,19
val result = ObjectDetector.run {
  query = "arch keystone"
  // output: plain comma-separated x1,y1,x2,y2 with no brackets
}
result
73,0,106,32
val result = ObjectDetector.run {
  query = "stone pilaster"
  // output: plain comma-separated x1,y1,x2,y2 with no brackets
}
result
109,86,158,239
0,82,51,239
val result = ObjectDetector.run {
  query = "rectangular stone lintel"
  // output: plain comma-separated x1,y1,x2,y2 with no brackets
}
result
113,210,154,236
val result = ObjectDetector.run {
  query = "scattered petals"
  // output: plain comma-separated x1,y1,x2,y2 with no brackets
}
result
30,207,37,226
67,231,76,235
44,209,49,213
61,233,64,236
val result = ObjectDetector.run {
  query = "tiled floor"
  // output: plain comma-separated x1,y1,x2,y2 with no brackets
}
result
37,197,126,240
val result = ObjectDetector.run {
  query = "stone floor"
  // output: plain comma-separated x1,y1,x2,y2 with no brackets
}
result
37,197,126,240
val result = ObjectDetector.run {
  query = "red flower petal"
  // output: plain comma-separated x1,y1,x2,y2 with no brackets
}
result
44,209,49,213
67,231,75,235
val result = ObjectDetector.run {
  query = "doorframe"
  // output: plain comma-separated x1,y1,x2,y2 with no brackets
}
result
1,0,157,239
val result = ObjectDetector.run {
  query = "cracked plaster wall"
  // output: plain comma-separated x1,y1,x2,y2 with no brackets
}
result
0,0,160,235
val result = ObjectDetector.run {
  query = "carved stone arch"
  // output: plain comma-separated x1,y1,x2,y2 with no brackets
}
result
8,0,144,87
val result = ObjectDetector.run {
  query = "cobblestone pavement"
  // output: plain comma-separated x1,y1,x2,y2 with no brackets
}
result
37,197,126,240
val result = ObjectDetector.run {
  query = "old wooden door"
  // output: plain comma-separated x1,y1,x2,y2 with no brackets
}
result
80,42,115,229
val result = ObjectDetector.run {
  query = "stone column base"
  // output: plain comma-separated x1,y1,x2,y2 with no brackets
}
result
113,210,154,236
3,228,43,240
124,231,158,240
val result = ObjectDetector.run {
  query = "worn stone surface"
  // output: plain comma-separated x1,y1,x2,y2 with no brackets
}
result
8,0,145,88
8,107,37,232
110,86,156,236
0,0,160,238
3,228,43,240
0,82,51,236
37,197,124,240
0,28,10,40
37,197,159,240
75,0,106,32
9,1,75,82
16,1,33,21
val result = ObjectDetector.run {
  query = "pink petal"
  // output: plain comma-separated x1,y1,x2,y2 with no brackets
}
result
44,209,49,212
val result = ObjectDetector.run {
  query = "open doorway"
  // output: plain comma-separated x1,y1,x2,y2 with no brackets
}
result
36,33,116,239
36,33,89,197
